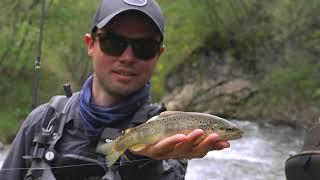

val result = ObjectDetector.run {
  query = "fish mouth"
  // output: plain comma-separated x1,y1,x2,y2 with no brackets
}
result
228,131,244,140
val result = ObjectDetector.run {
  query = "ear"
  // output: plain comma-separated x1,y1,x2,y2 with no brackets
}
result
85,33,93,56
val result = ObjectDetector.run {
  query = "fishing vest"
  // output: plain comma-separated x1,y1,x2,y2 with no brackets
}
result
285,121,320,180
23,85,166,180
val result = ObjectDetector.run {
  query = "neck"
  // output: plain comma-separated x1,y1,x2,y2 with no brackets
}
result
92,77,121,107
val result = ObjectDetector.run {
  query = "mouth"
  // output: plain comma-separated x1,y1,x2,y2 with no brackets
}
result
228,131,244,140
117,71,136,76
112,69,137,80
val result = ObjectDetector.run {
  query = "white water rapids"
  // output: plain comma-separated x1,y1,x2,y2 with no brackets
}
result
185,120,304,180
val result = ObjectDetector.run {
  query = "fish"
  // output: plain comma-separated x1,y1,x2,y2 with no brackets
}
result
97,111,244,167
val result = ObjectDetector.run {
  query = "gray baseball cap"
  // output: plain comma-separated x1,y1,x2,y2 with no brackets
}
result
92,0,164,37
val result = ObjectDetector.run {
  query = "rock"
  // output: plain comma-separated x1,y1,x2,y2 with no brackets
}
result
162,41,320,127
163,78,255,117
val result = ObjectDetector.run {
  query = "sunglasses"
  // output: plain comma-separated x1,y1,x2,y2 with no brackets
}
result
96,32,162,60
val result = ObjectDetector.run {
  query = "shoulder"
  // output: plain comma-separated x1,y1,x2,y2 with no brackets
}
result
22,103,49,129
21,92,80,130
19,93,80,139
131,102,166,125
19,102,50,137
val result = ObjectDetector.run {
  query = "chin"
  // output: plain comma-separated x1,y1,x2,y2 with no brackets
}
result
109,85,139,97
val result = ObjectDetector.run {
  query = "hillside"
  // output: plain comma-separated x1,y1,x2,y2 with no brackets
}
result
163,0,320,128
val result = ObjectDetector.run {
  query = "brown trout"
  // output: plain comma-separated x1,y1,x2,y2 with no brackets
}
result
97,111,244,166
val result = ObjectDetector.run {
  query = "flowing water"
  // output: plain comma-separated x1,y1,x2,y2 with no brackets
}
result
0,120,304,180
0,149,7,168
185,120,304,180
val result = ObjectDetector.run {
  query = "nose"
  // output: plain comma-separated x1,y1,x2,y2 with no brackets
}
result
118,44,135,63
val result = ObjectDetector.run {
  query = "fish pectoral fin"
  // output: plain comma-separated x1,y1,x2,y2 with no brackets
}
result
159,111,183,118
129,144,148,152
194,135,206,146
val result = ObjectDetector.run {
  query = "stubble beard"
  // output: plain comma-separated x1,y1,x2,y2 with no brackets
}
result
100,78,144,101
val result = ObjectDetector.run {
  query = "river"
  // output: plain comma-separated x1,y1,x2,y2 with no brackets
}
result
0,149,7,169
185,120,304,180
0,120,304,180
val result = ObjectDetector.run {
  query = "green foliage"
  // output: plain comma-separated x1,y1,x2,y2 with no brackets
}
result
151,0,215,99
263,61,320,101
44,0,97,84
238,0,320,112
152,0,259,99
0,1,97,141
241,59,320,118
0,0,320,141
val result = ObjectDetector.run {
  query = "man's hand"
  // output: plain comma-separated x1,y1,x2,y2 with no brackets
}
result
131,129,230,160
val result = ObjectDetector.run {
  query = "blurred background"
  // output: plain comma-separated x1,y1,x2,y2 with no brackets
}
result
0,0,319,179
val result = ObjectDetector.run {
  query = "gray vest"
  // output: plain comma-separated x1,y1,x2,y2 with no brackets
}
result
24,92,166,180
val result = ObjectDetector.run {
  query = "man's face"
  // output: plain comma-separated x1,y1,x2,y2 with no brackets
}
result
86,14,164,103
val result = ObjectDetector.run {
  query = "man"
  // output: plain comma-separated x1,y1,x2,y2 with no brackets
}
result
0,0,230,179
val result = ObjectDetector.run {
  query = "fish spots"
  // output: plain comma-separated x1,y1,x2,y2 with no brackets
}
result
97,111,244,167
203,124,210,130
199,124,209,130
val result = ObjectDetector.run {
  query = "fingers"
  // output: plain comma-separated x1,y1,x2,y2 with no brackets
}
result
152,129,205,160
188,133,221,158
211,141,230,150
174,129,205,154
155,130,230,160
175,132,230,159
153,134,187,154
131,130,231,160
139,134,187,157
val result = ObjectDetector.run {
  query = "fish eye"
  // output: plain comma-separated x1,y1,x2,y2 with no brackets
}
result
219,127,225,131
226,128,233,132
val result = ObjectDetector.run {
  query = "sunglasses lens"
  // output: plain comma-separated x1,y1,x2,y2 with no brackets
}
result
99,33,127,56
97,32,161,60
132,39,160,60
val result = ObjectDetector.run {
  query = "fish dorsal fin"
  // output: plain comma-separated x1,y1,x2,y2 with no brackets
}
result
147,111,183,122
146,115,159,122
159,111,183,118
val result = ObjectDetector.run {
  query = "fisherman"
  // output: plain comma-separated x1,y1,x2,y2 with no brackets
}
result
0,0,230,179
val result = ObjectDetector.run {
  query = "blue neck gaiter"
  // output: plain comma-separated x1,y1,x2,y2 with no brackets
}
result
79,75,150,138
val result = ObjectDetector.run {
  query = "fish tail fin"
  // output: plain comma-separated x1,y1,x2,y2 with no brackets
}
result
96,142,126,167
